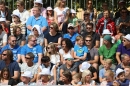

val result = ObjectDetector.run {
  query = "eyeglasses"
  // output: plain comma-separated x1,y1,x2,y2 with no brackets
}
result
86,27,92,29
31,40,37,42
50,27,54,29
12,40,16,42
2,54,7,56
25,57,32,59
68,27,74,30
85,40,91,42
33,29,38,31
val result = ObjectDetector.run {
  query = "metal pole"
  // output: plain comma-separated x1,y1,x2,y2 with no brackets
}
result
67,0,68,7
13,0,14,10
84,0,85,9
96,0,97,10
112,0,114,12
75,0,76,11
71,0,72,9
54,0,55,8
25,0,26,9
50,0,51,6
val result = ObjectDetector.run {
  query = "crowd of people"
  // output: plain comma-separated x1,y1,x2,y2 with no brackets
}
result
0,0,130,85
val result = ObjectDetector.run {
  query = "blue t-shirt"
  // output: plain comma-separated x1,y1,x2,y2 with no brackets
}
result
63,33,79,45
117,79,130,86
74,44,88,57
0,60,20,77
0,44,21,61
21,44,43,63
99,68,114,78
26,15,48,35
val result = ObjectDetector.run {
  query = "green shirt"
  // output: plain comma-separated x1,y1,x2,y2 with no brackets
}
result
98,44,118,64
69,17,78,26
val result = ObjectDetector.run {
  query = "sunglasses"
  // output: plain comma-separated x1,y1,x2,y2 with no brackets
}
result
85,40,91,42
2,54,7,56
86,27,92,29
68,27,74,30
25,57,32,59
67,58,74,61
50,27,54,29
31,40,37,42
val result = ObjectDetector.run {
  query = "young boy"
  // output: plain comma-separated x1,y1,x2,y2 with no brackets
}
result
124,66,130,80
99,59,113,82
74,35,88,66
116,68,130,86
71,73,82,86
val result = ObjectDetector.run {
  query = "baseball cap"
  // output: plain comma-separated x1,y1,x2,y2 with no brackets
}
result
39,68,51,75
103,35,112,43
47,7,53,10
80,62,91,72
123,34,130,41
68,23,74,28
71,9,76,14
116,68,125,77
34,0,43,4
21,71,33,78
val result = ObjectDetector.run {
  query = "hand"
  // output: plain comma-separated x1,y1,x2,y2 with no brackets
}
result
113,81,120,86
119,23,124,27
71,80,75,85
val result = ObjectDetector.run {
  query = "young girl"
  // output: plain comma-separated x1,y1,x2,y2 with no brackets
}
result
0,67,16,85
82,70,96,85
46,7,54,26
45,43,60,66
71,73,82,86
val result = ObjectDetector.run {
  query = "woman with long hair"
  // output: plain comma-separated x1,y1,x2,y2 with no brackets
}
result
46,7,54,26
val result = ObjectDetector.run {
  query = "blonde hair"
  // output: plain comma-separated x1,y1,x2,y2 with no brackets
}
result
73,73,81,80
76,35,83,41
105,70,114,79
105,59,112,65
50,22,59,31
82,70,92,84
28,35,36,41
55,0,65,7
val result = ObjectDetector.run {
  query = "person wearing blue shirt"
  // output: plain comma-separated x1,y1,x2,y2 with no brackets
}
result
74,35,88,66
26,6,48,35
63,23,79,45
21,35,43,64
0,35,21,62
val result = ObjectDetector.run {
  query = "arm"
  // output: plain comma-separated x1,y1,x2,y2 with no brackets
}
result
37,67,42,81
91,72,97,80
30,74,37,82
12,71,20,80
52,37,62,46
80,53,87,61
100,56,104,65
94,40,100,48
60,69,64,78
21,55,26,63
44,38,48,47
17,54,21,63
74,52,81,59
38,53,42,65
88,55,99,64
27,25,33,31
53,66,57,82
116,52,121,64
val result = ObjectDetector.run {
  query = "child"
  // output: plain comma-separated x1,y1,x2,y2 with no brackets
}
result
124,66,130,80
115,68,130,86
71,73,82,86
99,59,113,82
74,35,88,66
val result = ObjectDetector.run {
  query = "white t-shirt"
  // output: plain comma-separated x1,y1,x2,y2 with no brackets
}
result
54,7,69,23
13,9,30,24
0,31,7,47
50,54,60,64
59,48,74,59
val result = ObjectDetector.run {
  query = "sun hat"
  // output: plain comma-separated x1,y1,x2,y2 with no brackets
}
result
102,29,112,35
34,0,43,4
0,17,6,22
21,71,33,78
11,12,20,18
32,25,42,35
68,23,74,28
116,68,125,77
103,35,112,43
123,34,130,41
47,7,53,10
71,9,76,14
80,62,91,72
39,68,51,75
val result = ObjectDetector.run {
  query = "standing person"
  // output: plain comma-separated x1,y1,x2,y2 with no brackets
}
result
54,0,69,33
0,1,12,24
0,50,20,80
46,7,54,26
13,0,30,24
30,0,46,18
26,6,48,35
96,10,116,36
0,35,21,62
21,35,43,64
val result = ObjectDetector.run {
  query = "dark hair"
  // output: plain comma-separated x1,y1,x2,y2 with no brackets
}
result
103,9,110,14
16,0,24,6
86,22,93,28
26,52,35,58
2,49,13,61
0,67,10,81
13,26,21,36
120,7,128,12
62,71,72,83
0,24,2,30
0,1,5,6
41,56,50,63
117,72,125,77
61,38,73,50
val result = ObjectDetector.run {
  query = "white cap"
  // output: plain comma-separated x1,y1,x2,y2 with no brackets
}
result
32,25,42,35
47,7,53,10
0,17,6,22
71,9,76,13
34,0,43,4
21,71,33,78
123,34,130,41
11,12,20,18
80,62,91,72
39,68,51,75
68,23,74,28
102,29,112,35
116,68,125,77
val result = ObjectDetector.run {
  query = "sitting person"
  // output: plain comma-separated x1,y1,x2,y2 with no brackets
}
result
37,56,56,82
37,68,56,85
100,70,115,86
63,23,79,45
17,71,36,85
124,66,130,80
115,68,130,86
74,35,88,66
99,59,113,82
20,52,38,82
46,7,54,26
0,67,16,85
30,25,44,46
71,73,82,86
82,70,96,85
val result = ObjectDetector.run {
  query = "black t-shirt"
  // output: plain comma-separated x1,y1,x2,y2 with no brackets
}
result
44,32,62,43
16,34,26,45
88,66,97,78
81,32,100,47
